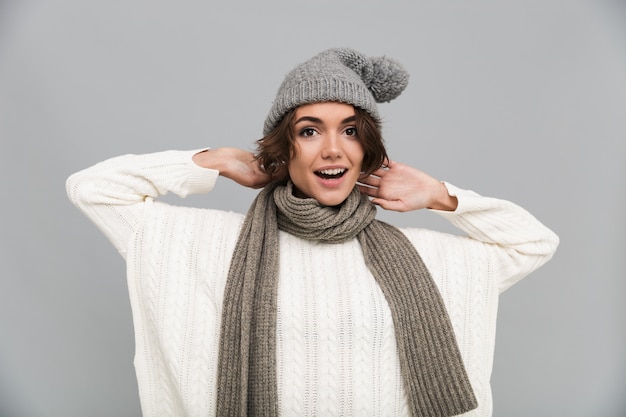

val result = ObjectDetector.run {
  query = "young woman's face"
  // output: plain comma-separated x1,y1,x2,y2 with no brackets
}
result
288,102,365,206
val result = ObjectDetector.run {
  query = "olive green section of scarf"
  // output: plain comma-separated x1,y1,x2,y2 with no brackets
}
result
216,182,477,416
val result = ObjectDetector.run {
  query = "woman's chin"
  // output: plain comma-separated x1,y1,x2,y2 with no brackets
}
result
291,178,356,207
313,190,354,207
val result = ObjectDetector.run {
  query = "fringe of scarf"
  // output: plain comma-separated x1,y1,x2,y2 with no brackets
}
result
216,181,477,416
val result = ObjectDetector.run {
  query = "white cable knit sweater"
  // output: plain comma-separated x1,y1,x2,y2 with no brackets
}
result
66,149,559,417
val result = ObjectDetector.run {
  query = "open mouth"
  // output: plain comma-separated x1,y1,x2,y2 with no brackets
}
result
315,168,347,180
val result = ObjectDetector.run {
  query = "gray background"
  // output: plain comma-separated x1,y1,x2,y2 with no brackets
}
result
1,0,624,416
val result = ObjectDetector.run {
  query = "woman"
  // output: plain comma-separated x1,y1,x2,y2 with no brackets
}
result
67,48,559,417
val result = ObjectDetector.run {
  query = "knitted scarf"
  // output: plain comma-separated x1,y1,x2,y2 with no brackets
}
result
216,181,477,416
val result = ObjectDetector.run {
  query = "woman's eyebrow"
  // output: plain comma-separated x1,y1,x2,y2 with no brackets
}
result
294,116,322,125
294,115,357,125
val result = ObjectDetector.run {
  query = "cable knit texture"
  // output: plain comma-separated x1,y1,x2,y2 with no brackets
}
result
66,150,559,417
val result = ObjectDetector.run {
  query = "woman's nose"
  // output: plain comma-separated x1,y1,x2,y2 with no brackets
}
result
321,135,341,159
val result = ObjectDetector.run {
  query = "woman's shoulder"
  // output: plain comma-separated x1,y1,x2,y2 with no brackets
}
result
140,201,247,242
150,200,245,224
399,225,471,253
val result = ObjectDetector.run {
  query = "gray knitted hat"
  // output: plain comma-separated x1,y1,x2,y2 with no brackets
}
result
263,48,409,135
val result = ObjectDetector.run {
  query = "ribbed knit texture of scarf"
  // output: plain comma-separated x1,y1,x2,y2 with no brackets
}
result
216,181,478,417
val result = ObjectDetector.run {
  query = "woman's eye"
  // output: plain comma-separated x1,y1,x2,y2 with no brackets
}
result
300,128,317,137
345,127,357,136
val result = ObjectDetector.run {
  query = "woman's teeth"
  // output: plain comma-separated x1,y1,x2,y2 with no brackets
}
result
316,168,346,179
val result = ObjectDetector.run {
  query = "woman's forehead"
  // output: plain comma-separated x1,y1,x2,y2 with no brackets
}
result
294,102,356,120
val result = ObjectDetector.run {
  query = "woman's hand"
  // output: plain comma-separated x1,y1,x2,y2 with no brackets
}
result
357,160,458,212
193,148,285,189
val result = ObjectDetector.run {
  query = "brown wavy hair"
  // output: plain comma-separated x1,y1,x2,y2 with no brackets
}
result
255,105,388,177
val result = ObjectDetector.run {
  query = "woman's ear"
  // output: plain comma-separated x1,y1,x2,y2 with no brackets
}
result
272,161,289,182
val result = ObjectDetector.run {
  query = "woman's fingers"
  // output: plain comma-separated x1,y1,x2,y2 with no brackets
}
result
357,184,378,197
358,174,381,188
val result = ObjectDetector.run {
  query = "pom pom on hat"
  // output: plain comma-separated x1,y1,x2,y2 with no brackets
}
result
368,56,410,103
263,48,409,135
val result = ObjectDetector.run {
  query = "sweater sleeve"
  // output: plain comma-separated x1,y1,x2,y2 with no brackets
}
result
432,182,560,293
66,149,220,258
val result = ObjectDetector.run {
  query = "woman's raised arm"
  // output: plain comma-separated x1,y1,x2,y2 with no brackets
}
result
66,149,219,257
